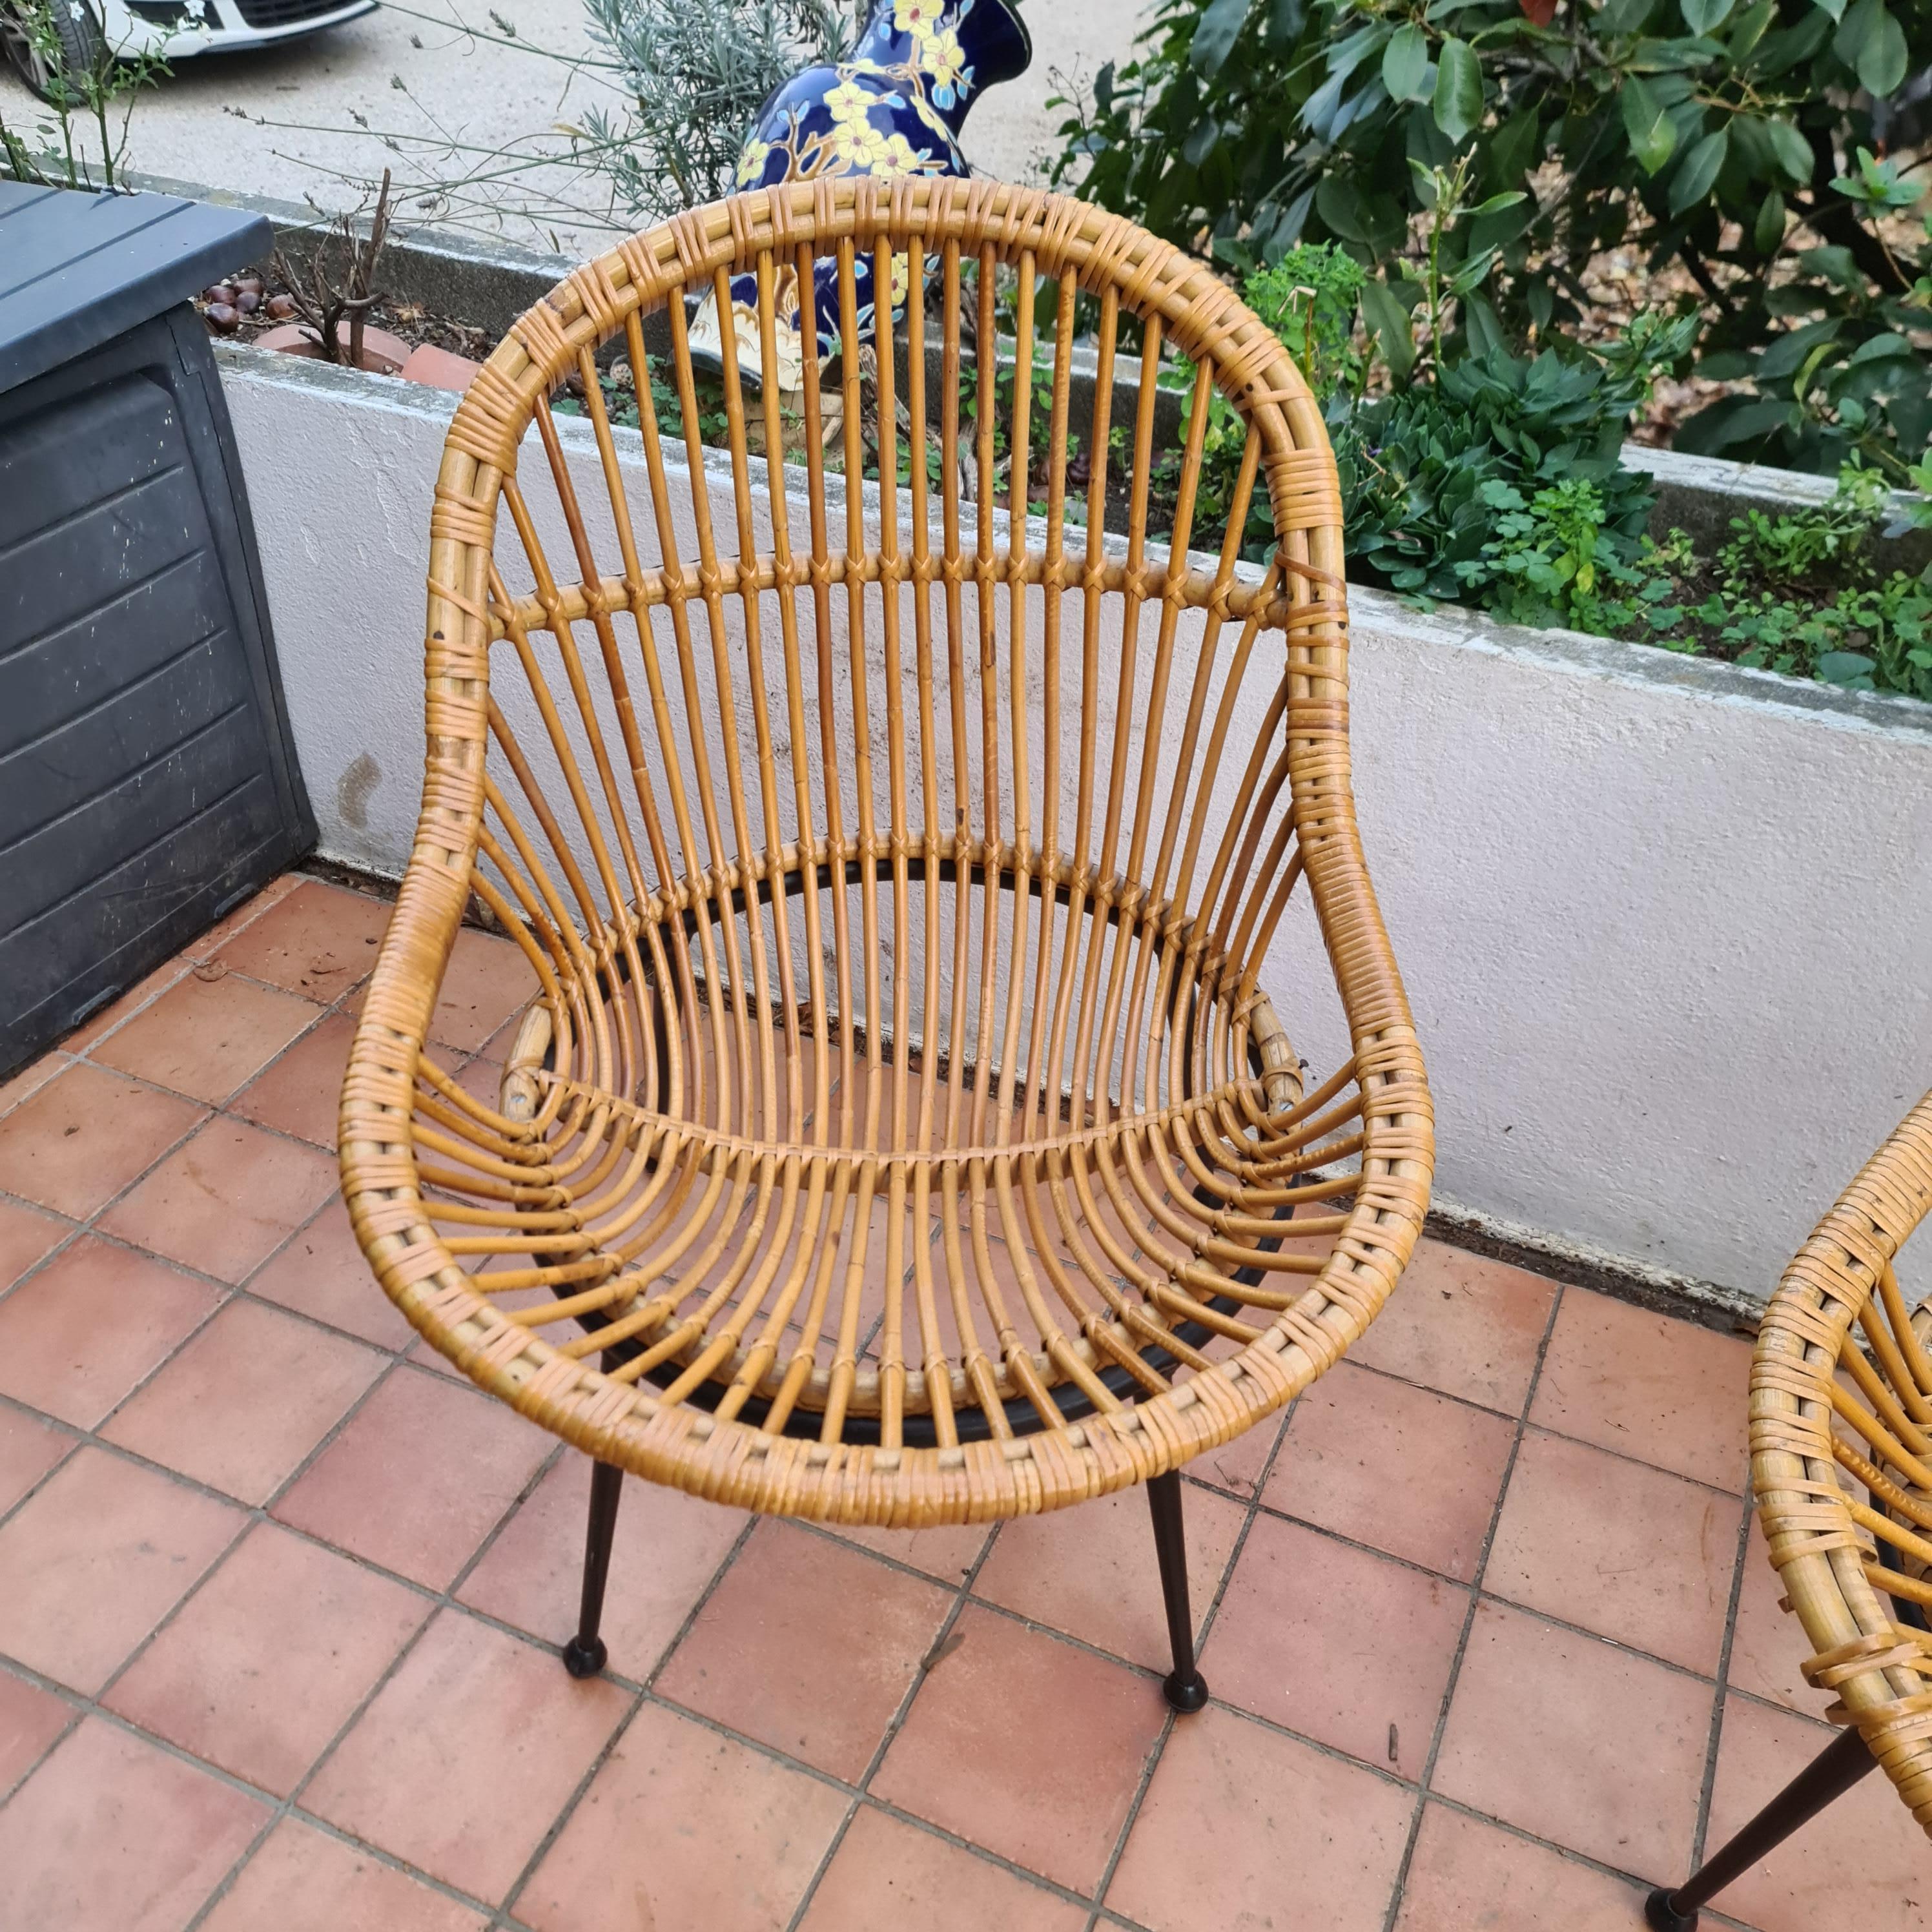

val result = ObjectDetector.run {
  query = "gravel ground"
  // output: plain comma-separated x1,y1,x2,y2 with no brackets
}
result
0,0,1139,259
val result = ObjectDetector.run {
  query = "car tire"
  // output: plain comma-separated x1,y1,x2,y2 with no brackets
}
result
2,0,107,103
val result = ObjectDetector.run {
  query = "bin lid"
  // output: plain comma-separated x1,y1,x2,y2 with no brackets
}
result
0,178,272,396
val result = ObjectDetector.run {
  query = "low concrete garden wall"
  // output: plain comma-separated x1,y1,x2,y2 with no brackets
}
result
218,341,1932,1316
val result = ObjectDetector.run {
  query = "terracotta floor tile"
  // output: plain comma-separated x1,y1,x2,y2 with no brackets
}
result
1186,1406,1290,1501
274,1366,552,1588
1107,1701,1415,1932
872,1603,1166,1893
459,1454,746,1676
827,1516,992,1583
1264,1360,1517,1581
0,1196,70,1289
0,1050,70,1119
1701,1693,1931,1931
428,927,539,1054
103,1297,386,1503
973,1481,1246,1669
0,1663,72,1796
797,1804,1085,1932
518,1700,848,1932
100,1116,336,1284
0,1445,242,1691
305,1608,629,1902
213,878,393,1001
0,1235,221,1427
249,1194,416,1349
1348,1240,1558,1415
1204,1512,1468,1780
1529,1288,1751,1489
1393,1803,1654,1930
190,870,304,955
61,958,192,1054
105,1523,426,1795
201,1817,486,1932
231,1009,357,1149
1727,1515,1825,1719
0,1717,267,1932
0,1404,72,1515
658,1520,951,1780
1433,1599,1712,1877
1486,1429,1743,1676
91,971,322,1105
0,1060,205,1219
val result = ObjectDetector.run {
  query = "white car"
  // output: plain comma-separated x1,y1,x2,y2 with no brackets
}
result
3,0,376,99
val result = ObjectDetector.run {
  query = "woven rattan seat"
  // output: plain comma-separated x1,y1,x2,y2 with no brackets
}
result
1649,1091,1932,1926
342,178,1431,1678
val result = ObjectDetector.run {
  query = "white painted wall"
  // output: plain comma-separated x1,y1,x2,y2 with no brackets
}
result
221,346,1932,1306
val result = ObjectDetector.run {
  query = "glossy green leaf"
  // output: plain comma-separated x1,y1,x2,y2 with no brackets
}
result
1681,0,1733,32
1763,118,1813,185
1836,0,1909,94
1727,0,1775,56
1668,126,1729,214
1754,189,1786,252
1382,24,1433,102
1433,37,1483,143
1862,2,1909,93
1621,75,1678,175
1191,0,1255,76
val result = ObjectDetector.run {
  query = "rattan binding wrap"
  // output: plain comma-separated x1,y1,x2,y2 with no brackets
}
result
1754,1091,1932,1831
340,176,1433,1526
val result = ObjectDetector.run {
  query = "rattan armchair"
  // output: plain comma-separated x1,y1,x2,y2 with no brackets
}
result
341,176,1432,1706
1648,1091,1932,1927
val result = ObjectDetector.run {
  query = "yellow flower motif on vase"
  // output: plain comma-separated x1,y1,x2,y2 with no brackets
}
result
824,112,896,171
823,77,876,126
919,27,969,99
735,138,772,187
894,0,947,33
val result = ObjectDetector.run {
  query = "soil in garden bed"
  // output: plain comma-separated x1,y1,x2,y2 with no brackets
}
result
197,263,492,367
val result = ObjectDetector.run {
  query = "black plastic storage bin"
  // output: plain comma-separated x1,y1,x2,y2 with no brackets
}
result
1,180,316,1079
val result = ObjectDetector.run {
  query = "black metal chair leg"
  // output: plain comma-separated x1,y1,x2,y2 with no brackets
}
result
562,1457,624,1679
1147,1471,1209,1714
1645,1724,1875,1928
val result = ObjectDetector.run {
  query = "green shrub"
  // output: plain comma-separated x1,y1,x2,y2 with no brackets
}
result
1054,0,1932,477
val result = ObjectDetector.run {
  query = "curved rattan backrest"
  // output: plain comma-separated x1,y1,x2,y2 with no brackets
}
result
1754,1091,1932,1830
342,175,1432,1524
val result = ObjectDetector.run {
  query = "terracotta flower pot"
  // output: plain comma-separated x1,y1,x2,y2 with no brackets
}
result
253,319,412,376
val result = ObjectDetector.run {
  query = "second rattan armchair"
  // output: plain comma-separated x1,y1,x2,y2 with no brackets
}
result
1649,1090,1932,1926
342,175,1433,1709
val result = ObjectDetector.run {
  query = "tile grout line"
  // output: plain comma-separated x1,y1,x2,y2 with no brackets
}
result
485,1506,766,1929
1687,1486,1758,1874
1376,1275,1571,1932
771,1516,1009,1932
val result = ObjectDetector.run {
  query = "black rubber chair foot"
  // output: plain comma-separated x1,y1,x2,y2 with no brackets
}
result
1162,1670,1209,1714
562,1634,608,1679
1644,1887,1698,1931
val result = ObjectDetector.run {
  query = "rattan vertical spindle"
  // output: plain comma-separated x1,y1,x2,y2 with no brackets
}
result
341,176,1433,1707
1648,1091,1932,1927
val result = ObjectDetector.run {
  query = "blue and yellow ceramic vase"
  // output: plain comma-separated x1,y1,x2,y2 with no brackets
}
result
688,0,1032,391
